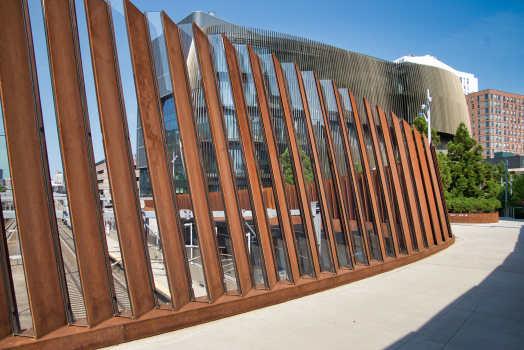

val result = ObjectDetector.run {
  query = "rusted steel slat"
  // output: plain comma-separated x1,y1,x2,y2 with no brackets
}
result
422,134,449,241
413,130,442,244
247,45,300,282
412,128,442,245
273,55,321,277
431,145,453,237
347,91,387,261
85,0,160,315
192,24,252,294
333,85,371,264
376,107,413,255
43,0,115,325
0,0,67,337
363,100,400,258
125,0,191,310
222,35,277,288
294,66,337,272
391,113,425,251
162,14,224,301
316,78,356,268
402,120,435,247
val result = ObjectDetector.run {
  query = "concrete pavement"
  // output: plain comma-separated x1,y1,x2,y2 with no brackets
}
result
105,219,524,350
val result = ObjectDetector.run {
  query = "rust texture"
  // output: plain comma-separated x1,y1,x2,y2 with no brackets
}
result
376,107,414,254
222,35,277,287
363,99,400,257
161,13,224,302
412,129,443,245
402,120,435,247
0,0,455,345
347,91,387,261
273,56,321,277
448,212,498,224
332,84,372,263
390,113,425,251
0,0,67,338
431,145,453,236
423,138,450,240
85,0,159,316
42,0,115,326
192,24,252,294
315,76,356,267
247,45,301,281
125,0,193,311
294,65,337,272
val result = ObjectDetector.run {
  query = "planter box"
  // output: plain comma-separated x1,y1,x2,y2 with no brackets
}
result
448,212,499,223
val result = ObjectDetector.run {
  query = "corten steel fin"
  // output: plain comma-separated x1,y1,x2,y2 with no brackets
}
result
376,106,414,255
315,76,356,268
422,135,449,241
347,91,387,261
363,99,400,258
402,120,435,248
42,0,117,325
294,65,339,272
431,145,453,237
413,129,443,245
391,113,425,251
273,55,321,277
85,0,161,316
247,44,300,282
161,14,224,302
222,35,277,288
333,84,372,264
0,209,15,336
192,23,252,294
0,0,67,337
125,0,193,311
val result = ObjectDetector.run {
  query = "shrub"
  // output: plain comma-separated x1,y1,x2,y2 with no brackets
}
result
447,196,500,213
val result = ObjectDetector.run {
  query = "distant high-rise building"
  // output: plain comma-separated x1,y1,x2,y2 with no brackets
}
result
466,89,524,158
394,55,478,95
53,171,63,185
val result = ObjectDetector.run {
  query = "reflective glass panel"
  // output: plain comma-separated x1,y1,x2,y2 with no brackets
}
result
360,106,395,258
281,63,334,273
320,80,367,265
234,44,292,283
186,25,241,294
257,54,315,278
301,73,351,269
338,89,379,262
208,34,268,289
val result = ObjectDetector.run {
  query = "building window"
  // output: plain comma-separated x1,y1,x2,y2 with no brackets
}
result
97,169,104,174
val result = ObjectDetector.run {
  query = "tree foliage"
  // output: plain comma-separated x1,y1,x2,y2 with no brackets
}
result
412,116,441,145
438,122,502,213
280,147,314,185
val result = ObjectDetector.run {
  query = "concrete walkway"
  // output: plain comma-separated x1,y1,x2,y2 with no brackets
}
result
105,219,524,350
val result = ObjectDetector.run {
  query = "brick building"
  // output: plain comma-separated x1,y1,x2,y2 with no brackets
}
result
467,89,524,158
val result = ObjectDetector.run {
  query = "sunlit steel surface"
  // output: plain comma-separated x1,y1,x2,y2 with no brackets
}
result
0,0,453,348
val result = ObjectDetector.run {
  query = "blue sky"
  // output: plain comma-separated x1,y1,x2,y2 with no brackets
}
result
13,0,524,176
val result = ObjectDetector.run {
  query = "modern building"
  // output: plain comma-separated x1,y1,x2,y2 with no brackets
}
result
395,55,478,95
136,12,471,196
484,152,524,172
95,158,140,199
53,171,63,185
466,89,524,158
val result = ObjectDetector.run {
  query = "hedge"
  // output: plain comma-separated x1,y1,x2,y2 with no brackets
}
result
447,196,501,213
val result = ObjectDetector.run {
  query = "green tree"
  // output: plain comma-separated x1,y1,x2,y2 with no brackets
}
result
280,147,314,185
438,122,501,213
412,116,441,145
0,184,5,193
